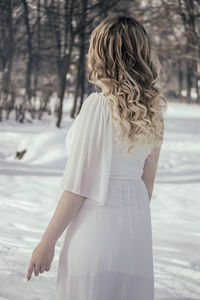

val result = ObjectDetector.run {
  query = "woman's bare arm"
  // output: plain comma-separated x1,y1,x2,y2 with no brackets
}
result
27,191,85,280
41,190,85,246
141,143,162,202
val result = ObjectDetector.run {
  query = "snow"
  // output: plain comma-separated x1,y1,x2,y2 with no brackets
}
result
151,102,200,300
0,100,200,300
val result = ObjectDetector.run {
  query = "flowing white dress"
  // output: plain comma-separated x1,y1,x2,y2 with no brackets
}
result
55,92,154,300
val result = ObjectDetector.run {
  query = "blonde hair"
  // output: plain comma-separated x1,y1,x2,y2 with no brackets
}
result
87,15,167,155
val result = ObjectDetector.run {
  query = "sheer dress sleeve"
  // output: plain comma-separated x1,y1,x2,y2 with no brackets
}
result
59,92,113,206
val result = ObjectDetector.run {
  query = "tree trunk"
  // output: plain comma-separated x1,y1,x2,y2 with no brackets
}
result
56,34,75,127
56,0,75,127
21,0,33,105
33,0,41,103
178,58,183,102
0,0,14,120
186,59,192,103
72,0,88,117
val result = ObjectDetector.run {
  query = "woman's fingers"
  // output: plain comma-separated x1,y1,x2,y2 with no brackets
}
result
45,264,50,272
27,261,34,281
34,264,40,276
27,242,55,281
27,261,47,280
40,264,46,273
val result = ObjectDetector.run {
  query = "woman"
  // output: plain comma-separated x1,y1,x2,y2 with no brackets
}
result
27,15,167,300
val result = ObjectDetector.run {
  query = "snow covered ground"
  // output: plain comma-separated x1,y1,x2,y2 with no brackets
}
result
0,100,200,300
151,102,200,300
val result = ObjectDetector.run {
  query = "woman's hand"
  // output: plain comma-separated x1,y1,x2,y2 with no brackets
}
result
26,191,84,282
27,240,55,281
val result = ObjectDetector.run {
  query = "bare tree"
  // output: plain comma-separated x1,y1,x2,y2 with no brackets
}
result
21,0,33,103
178,0,200,102
0,0,15,121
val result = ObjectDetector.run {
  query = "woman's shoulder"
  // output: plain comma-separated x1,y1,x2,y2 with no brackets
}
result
83,92,105,105
81,92,109,114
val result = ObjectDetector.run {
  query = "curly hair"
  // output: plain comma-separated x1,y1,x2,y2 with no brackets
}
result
87,15,167,156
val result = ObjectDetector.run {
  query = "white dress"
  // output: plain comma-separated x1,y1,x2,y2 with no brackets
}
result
55,92,154,300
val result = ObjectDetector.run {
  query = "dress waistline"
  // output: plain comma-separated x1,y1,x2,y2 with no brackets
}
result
109,176,142,181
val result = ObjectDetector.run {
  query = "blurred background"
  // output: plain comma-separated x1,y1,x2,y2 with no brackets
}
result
0,1,199,300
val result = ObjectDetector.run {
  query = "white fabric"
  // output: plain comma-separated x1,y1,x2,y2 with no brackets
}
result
56,92,154,300
59,92,113,206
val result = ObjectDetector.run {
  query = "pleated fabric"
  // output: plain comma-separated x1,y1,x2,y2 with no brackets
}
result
56,92,154,300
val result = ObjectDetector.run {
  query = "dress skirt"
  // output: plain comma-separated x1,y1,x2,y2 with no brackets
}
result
55,177,154,300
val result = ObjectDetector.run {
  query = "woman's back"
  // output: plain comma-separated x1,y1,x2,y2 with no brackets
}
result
110,129,152,181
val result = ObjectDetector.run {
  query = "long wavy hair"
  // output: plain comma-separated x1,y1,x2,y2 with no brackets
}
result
87,15,167,156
